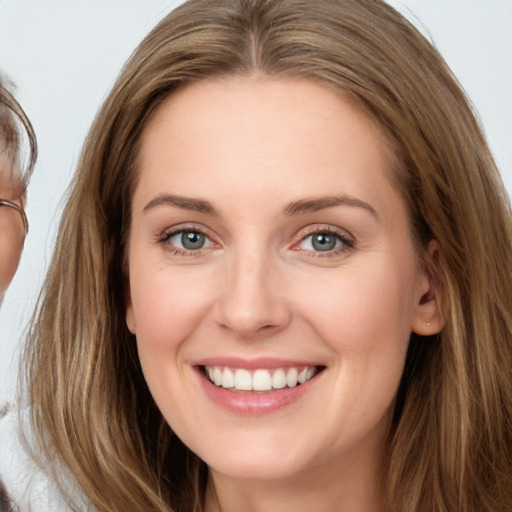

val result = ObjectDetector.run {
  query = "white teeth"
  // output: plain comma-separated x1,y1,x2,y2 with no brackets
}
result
205,365,319,391
214,367,223,386
286,367,298,388
272,368,287,389
222,368,234,388
253,369,272,391
234,369,252,391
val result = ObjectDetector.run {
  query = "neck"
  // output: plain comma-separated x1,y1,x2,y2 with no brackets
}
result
204,446,385,512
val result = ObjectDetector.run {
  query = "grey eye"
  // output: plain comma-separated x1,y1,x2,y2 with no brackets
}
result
300,233,340,252
167,230,212,251
311,233,337,251
180,231,206,250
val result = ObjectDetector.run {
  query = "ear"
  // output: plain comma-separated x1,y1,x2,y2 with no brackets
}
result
411,240,445,336
125,281,136,334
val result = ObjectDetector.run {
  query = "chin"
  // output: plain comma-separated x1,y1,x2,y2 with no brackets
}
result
194,434,318,481
207,455,307,481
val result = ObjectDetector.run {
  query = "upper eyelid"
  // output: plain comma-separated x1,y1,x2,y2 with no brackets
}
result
161,223,214,238
294,224,354,241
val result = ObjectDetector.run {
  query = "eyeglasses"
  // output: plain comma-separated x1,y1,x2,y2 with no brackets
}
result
0,198,29,234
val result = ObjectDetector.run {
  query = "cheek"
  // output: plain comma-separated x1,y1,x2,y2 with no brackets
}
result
299,264,416,348
129,263,218,357
293,254,418,423
295,262,416,437
0,224,24,292
127,262,227,438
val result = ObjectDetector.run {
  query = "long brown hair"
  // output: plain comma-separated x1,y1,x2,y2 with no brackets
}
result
24,1,512,511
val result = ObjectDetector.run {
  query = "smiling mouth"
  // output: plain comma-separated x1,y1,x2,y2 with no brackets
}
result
202,365,324,392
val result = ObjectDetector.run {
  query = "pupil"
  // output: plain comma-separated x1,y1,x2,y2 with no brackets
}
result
182,231,205,250
312,233,336,251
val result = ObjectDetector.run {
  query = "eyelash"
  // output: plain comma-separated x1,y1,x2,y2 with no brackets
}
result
158,224,355,258
294,225,355,258
158,224,216,257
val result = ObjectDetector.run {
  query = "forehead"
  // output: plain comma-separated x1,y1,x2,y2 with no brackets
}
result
135,76,400,199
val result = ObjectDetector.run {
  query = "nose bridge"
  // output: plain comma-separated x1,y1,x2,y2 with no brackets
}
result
216,237,289,338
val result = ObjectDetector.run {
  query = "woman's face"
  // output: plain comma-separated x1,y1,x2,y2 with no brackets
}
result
0,155,25,301
126,77,440,482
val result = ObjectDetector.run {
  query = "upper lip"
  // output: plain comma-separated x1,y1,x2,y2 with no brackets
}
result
193,356,324,370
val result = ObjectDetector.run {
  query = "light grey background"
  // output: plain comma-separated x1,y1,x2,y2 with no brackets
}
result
1,0,511,402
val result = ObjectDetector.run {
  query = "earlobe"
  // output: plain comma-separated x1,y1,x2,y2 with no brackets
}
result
411,240,445,336
125,284,136,334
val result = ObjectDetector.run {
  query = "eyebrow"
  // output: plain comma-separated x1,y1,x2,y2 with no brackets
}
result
283,195,378,218
143,193,377,219
143,194,219,215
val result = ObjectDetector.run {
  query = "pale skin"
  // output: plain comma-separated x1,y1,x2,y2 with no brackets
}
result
0,153,25,301
125,77,444,512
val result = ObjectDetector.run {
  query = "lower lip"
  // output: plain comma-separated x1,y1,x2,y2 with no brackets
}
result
196,368,322,415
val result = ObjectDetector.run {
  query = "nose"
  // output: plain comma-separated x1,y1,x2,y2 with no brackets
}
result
215,249,291,340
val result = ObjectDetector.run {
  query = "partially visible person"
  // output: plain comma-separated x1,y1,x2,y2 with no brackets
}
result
0,75,34,306
0,73,36,512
